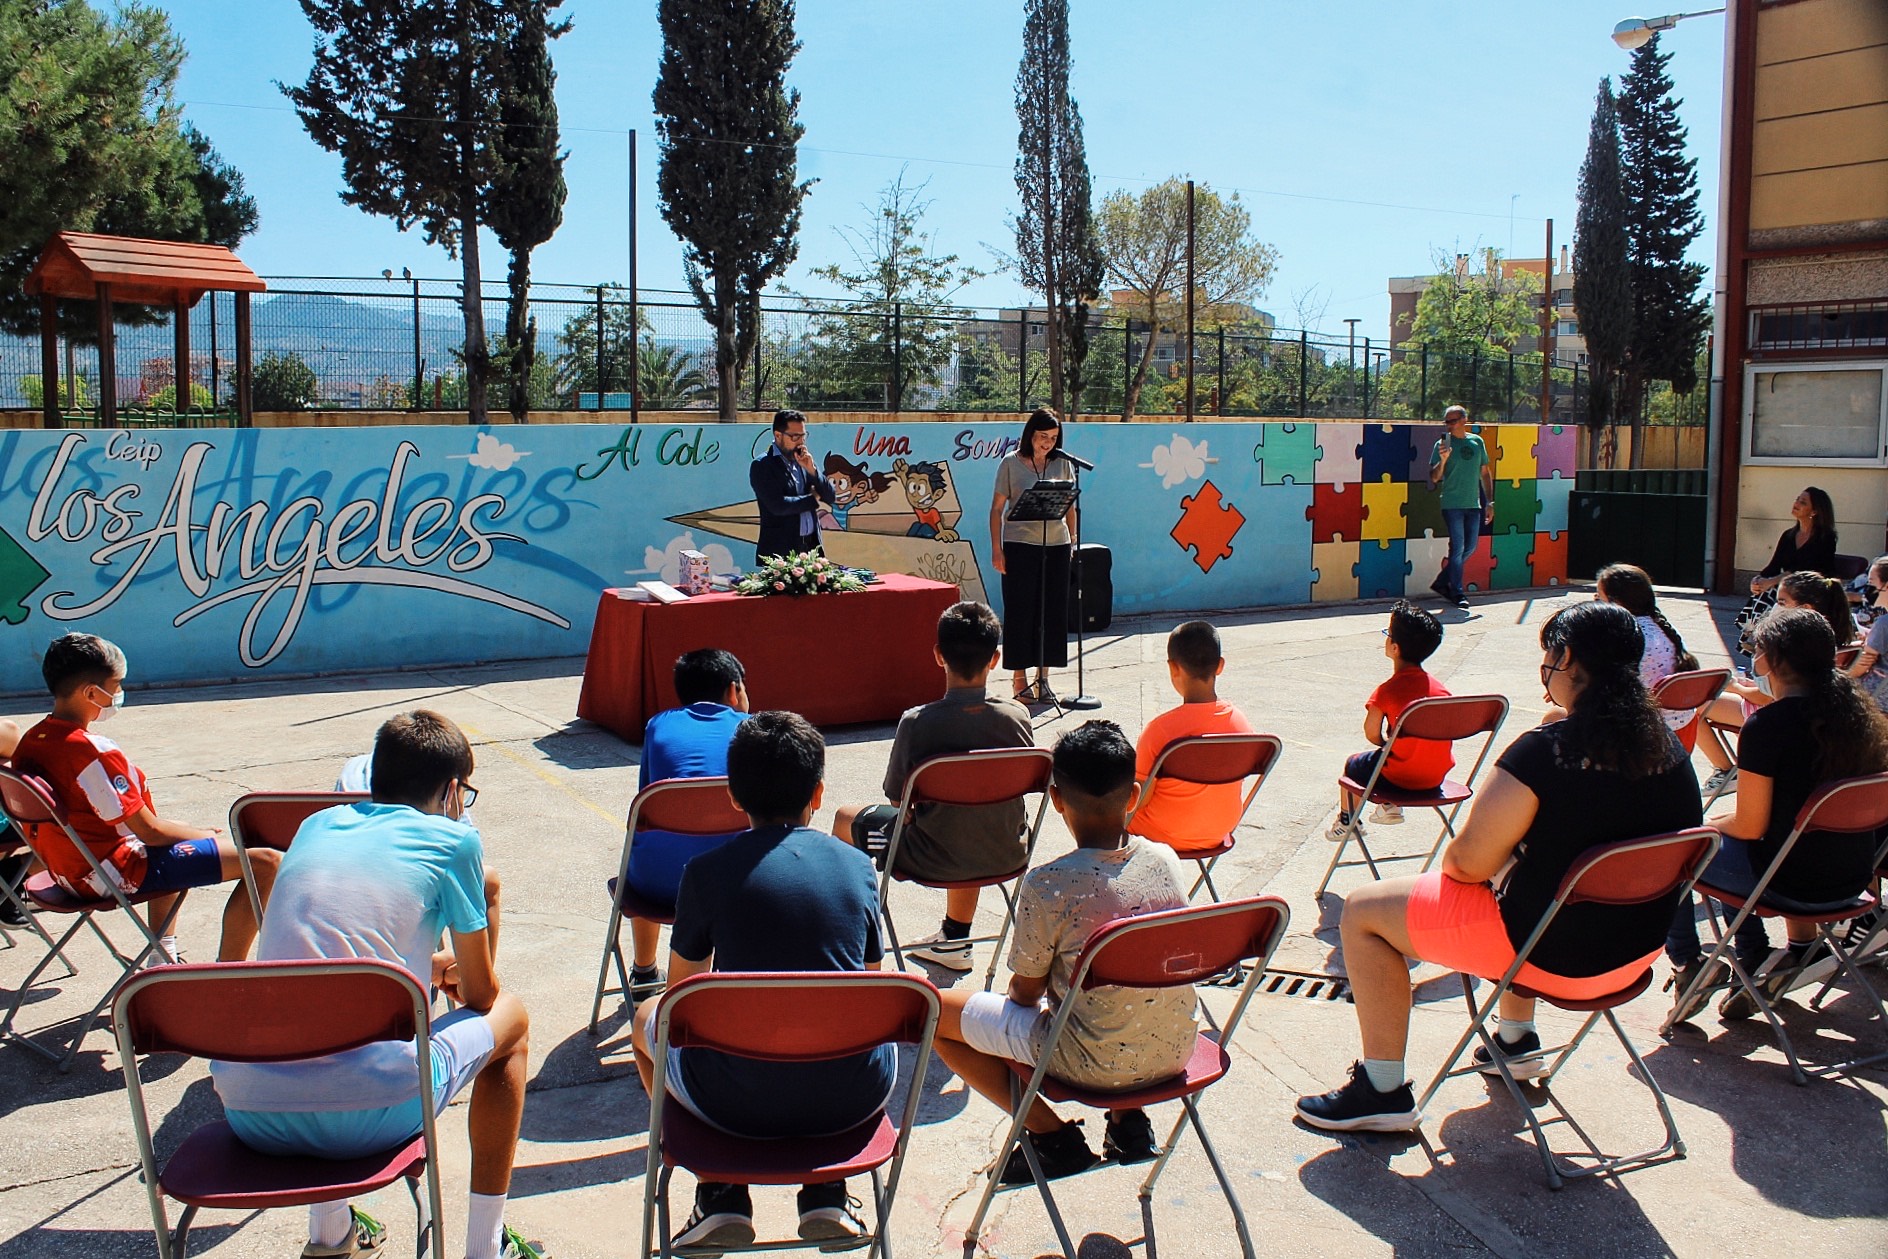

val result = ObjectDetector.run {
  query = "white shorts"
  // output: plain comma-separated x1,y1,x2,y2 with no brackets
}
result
958,990,1051,1067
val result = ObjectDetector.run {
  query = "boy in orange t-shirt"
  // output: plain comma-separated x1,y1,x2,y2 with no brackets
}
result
1327,601,1454,841
1128,621,1256,853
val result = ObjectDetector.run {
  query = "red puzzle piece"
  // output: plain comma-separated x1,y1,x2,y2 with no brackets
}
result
1529,531,1569,586
1171,481,1246,574
1307,482,1364,544
1421,534,1497,592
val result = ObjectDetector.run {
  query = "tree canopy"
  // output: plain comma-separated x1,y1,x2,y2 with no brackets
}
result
1574,78,1632,441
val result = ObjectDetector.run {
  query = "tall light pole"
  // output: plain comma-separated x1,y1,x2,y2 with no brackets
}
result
1344,317,1360,412
1611,9,1724,49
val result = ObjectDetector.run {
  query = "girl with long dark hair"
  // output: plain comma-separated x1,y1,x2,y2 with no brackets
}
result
1594,564,1699,729
1752,487,1838,597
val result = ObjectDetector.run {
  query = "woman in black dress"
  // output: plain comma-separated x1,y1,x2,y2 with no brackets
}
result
1752,486,1838,596
989,408,1075,702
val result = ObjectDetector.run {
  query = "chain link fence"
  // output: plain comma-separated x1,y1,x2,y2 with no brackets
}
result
0,275,1706,428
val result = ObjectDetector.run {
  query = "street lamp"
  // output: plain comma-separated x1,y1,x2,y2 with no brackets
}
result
1611,9,1723,50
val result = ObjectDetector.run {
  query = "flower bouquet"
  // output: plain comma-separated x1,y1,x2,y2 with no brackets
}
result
734,550,871,597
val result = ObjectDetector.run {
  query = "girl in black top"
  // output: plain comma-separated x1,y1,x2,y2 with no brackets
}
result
1752,486,1838,597
1666,607,1888,1022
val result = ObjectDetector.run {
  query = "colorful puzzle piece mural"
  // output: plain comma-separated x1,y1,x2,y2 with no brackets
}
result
1312,540,1361,603
1357,539,1410,598
1171,480,1246,574
1314,423,1363,485
1308,482,1364,544
1252,423,1320,485
1360,479,1409,543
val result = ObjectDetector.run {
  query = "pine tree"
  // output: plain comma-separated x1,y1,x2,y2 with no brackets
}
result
653,0,809,421
1012,0,1100,416
487,0,570,421
1573,78,1632,462
1617,34,1709,465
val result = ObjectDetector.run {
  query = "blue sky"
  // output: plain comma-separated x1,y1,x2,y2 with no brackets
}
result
164,1,1727,344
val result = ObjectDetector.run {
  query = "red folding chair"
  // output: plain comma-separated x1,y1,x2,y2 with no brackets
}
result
0,766,183,1070
113,959,445,1259
0,816,77,981
961,896,1291,1259
1662,773,1888,1083
1318,695,1509,898
589,777,749,1033
1650,668,1732,755
641,971,940,1259
1127,733,1282,903
1836,644,1863,671
880,747,1054,990
1417,828,1719,1188
228,791,367,931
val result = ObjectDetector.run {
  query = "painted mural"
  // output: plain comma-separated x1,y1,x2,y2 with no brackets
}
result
0,421,1574,692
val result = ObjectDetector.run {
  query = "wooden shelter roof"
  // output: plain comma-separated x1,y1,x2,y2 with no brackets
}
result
23,232,266,308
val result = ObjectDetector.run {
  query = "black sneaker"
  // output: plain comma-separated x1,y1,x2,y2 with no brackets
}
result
628,965,664,1008
1720,944,1816,1020
1429,573,1451,599
1470,1029,1547,1080
999,1119,1100,1184
796,1180,867,1243
1455,595,1471,610
1295,1061,1420,1133
1102,1109,1158,1163
672,1181,755,1249
1665,956,1728,1025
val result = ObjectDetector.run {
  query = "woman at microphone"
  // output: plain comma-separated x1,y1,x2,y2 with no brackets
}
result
989,407,1076,703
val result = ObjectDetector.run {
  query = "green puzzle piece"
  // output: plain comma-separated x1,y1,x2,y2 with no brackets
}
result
1404,482,1445,539
0,526,49,625
1492,531,1534,590
1492,478,1541,536
1253,423,1320,485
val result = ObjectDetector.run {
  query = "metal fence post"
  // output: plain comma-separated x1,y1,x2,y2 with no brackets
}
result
1122,320,1132,415
752,297,763,413
1298,329,1309,418
593,286,605,411
1419,344,1428,419
1216,324,1226,415
1018,308,1028,414
1506,351,1515,420
1362,336,1372,418
891,301,902,413
1470,351,1480,419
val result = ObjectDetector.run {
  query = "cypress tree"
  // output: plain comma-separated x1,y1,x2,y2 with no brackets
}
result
653,0,810,421
1617,34,1709,463
1573,78,1632,461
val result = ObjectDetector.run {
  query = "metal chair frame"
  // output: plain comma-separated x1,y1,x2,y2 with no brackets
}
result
1416,828,1720,1189
1317,694,1510,899
0,822,77,979
1127,733,1283,903
1649,668,1732,756
961,896,1291,1259
228,791,367,932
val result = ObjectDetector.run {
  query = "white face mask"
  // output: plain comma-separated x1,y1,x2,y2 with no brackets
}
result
92,683,126,723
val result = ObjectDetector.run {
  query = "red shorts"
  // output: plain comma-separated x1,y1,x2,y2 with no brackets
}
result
1404,872,1661,1002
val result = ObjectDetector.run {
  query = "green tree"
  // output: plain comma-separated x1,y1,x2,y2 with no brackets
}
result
252,351,319,411
637,340,711,408
554,286,648,400
792,173,982,411
145,380,214,412
1574,78,1633,459
20,374,92,411
1097,178,1278,420
1379,250,1543,421
487,0,570,421
654,0,810,421
1012,0,1102,416
1618,34,1709,466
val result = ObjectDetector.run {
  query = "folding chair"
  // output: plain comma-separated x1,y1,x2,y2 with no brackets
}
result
1649,668,1731,756
589,777,749,1033
113,959,445,1259
880,747,1054,990
641,971,940,1259
228,791,367,931
961,896,1291,1259
0,766,183,1070
1662,772,1888,1084
1317,695,1509,899
0,819,77,981
1416,828,1718,1188
1127,733,1282,903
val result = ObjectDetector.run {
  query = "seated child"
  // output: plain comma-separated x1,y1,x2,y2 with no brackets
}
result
13,633,276,962
211,710,544,1259
1846,556,1888,713
631,711,889,1249
833,601,1034,972
1327,601,1452,839
1128,620,1257,853
623,648,751,996
931,720,1196,1181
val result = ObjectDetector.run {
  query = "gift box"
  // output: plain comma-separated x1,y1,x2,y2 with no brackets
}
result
677,549,713,596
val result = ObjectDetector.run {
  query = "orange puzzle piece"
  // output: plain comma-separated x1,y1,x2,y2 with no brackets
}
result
1171,480,1246,574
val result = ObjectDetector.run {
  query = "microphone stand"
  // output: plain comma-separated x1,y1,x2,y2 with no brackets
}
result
1065,452,1100,710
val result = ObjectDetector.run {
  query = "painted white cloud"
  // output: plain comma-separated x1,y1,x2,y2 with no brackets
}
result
461,433,531,471
1139,433,1217,489
636,531,737,583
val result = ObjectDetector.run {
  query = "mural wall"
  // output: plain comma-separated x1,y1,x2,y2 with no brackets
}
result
0,421,1575,693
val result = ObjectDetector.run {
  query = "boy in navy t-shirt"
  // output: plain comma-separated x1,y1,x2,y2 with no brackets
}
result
631,711,888,1250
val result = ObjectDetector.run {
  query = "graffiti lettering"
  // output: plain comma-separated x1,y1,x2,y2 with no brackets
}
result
573,427,641,480
655,427,721,466
952,430,1018,462
28,434,566,669
853,428,912,458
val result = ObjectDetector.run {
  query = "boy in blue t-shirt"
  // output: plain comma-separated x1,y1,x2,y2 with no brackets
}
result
624,648,751,996
631,711,888,1250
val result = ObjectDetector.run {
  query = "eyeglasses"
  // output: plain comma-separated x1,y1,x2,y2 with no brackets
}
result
458,782,479,810
1539,657,1572,689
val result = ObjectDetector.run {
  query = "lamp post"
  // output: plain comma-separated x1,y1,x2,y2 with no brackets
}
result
1611,9,1724,50
1343,317,1359,414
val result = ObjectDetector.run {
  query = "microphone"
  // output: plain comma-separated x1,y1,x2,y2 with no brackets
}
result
1060,450,1096,472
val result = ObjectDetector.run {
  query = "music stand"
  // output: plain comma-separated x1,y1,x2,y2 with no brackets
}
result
1007,479,1078,717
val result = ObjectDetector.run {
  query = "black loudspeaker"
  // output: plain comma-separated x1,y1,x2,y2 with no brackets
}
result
1067,543,1113,632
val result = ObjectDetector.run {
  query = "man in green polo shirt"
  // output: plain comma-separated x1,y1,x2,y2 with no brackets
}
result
1427,405,1495,609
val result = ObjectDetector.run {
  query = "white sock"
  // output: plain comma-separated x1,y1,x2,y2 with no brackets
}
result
308,1199,353,1249
464,1192,508,1259
1497,1018,1536,1045
159,935,180,963
1362,1058,1405,1092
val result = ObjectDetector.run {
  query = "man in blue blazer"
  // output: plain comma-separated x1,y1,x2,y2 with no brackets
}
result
749,410,836,561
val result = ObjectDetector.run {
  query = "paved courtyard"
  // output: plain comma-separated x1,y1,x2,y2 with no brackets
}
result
1,588,1884,1259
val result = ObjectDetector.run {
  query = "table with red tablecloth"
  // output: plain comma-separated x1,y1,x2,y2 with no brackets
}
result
576,574,961,741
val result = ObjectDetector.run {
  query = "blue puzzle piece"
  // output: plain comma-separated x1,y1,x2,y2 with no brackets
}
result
1536,472,1572,536
1252,423,1320,485
1357,538,1411,599
1361,425,1418,483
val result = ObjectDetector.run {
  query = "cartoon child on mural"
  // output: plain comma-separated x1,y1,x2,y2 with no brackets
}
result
818,454,890,533
892,458,960,543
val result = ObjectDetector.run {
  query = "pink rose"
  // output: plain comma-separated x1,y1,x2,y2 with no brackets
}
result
792,566,805,577
772,580,785,591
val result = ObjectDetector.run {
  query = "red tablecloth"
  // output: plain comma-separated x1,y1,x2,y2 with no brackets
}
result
577,574,961,741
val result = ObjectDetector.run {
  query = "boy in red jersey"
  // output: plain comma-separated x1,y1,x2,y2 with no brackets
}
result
1327,602,1454,841
13,633,275,962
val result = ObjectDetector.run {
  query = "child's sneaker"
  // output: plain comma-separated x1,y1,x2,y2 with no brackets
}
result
796,1181,868,1242
1102,1108,1158,1163
301,1207,386,1258
498,1224,550,1259
1701,766,1738,797
1470,1029,1548,1080
1367,803,1404,825
672,1182,754,1249
1295,1062,1420,1132
999,1119,1100,1183
907,931,974,972
628,965,664,1008
1325,813,1360,843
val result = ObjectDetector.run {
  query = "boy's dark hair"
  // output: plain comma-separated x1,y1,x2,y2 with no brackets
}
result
1386,599,1443,665
726,710,825,822
936,601,1001,678
1167,620,1223,679
673,648,745,705
371,710,474,807
41,633,127,697
1052,720,1136,803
